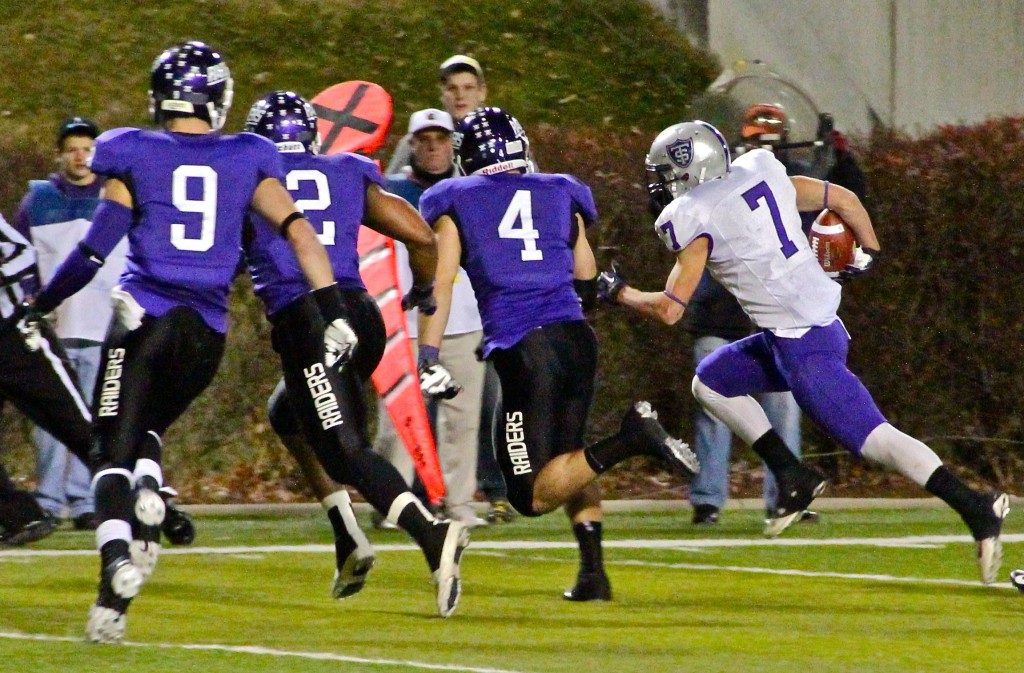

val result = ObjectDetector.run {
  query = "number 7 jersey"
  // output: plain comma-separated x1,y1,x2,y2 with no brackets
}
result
654,148,841,336
419,172,597,357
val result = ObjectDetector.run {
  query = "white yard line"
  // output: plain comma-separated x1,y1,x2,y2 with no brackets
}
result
0,631,537,673
3,533,1023,558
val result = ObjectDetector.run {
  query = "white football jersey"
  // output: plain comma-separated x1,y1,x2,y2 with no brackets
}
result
655,149,840,335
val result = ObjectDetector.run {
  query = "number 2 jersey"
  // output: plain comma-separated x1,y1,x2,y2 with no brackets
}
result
245,151,383,317
419,172,597,357
654,148,841,336
89,127,284,333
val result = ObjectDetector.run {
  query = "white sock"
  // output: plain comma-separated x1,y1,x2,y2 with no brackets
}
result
386,491,435,527
860,423,942,486
692,375,773,445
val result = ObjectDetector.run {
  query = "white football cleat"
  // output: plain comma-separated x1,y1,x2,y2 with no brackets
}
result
109,558,145,600
431,521,471,618
86,604,127,644
134,487,166,527
129,539,162,582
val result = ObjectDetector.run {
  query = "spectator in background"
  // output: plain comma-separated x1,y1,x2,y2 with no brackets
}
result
386,54,487,175
386,55,513,523
374,108,488,528
14,117,118,530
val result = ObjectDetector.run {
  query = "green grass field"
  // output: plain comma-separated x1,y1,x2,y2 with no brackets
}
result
3,506,1024,673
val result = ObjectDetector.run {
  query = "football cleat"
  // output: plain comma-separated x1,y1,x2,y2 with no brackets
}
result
620,401,700,477
764,465,828,538
972,492,1009,585
428,521,471,618
1009,569,1024,593
0,513,58,546
86,604,127,644
159,486,196,546
692,504,720,526
131,478,165,581
485,499,516,524
563,570,612,602
332,548,376,600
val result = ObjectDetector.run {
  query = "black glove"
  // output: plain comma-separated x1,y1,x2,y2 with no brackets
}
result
837,247,879,285
401,283,437,315
596,267,627,305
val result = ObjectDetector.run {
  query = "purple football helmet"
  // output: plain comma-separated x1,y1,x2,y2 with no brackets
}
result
244,90,320,153
454,106,531,176
149,41,233,131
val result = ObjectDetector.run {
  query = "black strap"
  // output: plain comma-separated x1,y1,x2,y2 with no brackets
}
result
279,212,306,239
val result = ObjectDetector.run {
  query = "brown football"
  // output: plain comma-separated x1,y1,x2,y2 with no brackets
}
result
808,209,856,273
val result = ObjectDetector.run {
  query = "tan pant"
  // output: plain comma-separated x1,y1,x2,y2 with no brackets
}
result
373,331,486,519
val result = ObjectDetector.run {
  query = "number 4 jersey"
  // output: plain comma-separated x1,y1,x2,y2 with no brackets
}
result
90,127,285,333
654,148,840,336
419,172,597,357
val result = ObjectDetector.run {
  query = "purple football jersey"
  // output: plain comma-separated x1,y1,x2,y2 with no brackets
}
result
90,127,284,332
246,152,384,317
420,172,597,356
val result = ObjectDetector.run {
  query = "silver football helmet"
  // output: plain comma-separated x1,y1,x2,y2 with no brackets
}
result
645,120,731,211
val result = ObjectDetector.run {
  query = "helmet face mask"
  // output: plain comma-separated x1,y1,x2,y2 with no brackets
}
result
453,106,531,176
149,41,234,131
645,120,731,209
244,90,321,153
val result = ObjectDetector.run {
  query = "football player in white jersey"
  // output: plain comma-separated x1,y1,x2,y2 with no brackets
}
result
599,120,1009,584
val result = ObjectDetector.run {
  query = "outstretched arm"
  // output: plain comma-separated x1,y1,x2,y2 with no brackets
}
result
611,236,709,325
364,184,437,290
33,178,133,313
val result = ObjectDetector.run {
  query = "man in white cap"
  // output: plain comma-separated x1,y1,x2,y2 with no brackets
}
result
374,108,488,528
386,55,487,174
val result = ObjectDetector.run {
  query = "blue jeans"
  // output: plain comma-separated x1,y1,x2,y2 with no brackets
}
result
33,343,99,517
689,335,801,511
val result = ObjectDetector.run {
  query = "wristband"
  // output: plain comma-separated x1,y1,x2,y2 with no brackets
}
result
280,211,306,239
418,344,440,368
311,283,344,321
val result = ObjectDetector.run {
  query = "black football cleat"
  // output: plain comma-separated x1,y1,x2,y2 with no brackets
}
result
966,492,1009,585
620,401,700,477
159,486,196,546
764,464,827,537
563,570,612,602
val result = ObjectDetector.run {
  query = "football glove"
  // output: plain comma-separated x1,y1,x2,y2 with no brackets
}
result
16,302,43,352
596,267,627,305
418,362,462,399
837,247,879,285
324,318,358,373
401,283,437,315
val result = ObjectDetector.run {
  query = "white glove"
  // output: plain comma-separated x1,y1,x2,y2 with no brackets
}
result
418,362,462,399
16,305,42,352
324,318,358,372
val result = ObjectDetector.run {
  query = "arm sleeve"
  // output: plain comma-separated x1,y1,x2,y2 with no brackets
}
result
33,199,132,313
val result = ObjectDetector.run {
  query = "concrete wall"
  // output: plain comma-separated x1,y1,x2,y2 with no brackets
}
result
648,0,1024,135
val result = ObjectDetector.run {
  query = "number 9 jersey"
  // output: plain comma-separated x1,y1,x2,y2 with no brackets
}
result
419,172,597,358
89,127,284,333
654,148,840,337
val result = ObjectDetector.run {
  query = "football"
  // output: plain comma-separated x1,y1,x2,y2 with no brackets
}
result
808,209,856,273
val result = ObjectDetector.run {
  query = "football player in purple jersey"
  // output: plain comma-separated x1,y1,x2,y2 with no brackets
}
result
601,120,1008,583
417,107,699,602
242,91,470,616
26,42,353,643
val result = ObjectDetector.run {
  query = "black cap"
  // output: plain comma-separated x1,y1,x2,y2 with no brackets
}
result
57,116,99,146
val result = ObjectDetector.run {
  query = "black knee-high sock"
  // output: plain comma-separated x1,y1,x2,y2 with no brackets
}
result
583,436,630,474
751,431,800,477
925,465,983,531
572,521,604,574
95,471,133,526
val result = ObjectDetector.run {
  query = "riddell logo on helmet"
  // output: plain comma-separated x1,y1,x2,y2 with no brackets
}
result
504,411,532,474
